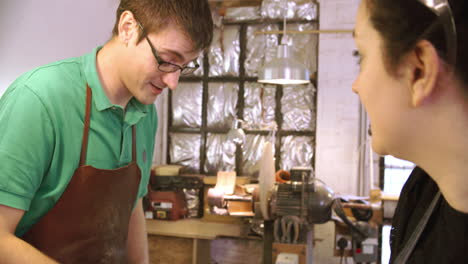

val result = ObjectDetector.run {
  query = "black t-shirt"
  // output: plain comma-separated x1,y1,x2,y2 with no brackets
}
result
389,167,468,263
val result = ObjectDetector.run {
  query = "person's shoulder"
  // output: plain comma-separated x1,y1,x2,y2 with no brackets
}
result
402,167,435,193
8,56,86,104
22,56,84,88
394,166,438,218
441,195,468,218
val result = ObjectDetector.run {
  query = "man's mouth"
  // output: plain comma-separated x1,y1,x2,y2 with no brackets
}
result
150,83,163,95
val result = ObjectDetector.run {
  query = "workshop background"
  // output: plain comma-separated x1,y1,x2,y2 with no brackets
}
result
0,0,409,263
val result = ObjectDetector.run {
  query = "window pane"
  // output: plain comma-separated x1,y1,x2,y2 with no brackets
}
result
381,225,391,264
171,82,202,128
280,136,314,171
207,82,239,130
281,84,316,131
169,133,201,173
383,156,414,196
204,133,236,174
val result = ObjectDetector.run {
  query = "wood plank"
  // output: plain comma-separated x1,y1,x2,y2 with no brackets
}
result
193,239,211,264
146,219,247,239
148,235,193,264
203,175,251,185
211,237,263,264
272,243,308,264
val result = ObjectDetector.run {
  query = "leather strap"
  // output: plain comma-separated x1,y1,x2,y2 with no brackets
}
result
80,84,137,166
79,85,92,166
393,191,441,264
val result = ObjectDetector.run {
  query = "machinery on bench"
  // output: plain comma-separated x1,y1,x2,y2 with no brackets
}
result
145,141,381,263
207,166,381,264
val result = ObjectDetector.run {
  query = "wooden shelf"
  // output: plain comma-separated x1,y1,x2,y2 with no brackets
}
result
146,218,249,240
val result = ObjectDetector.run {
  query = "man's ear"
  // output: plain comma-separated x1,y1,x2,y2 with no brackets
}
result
406,40,440,107
117,11,139,46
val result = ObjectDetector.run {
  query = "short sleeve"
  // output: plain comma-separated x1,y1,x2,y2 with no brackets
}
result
0,85,55,210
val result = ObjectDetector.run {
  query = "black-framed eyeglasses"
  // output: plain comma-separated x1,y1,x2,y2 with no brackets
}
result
418,0,457,68
137,23,199,75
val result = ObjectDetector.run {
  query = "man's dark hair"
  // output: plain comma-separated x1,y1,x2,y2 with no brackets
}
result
112,0,213,51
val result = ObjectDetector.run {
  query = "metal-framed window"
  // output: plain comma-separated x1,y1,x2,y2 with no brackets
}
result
166,16,319,178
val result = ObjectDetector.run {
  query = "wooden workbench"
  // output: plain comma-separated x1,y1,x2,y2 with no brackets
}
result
146,218,260,264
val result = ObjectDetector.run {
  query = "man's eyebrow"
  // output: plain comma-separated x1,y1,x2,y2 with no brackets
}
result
159,47,200,66
159,48,188,62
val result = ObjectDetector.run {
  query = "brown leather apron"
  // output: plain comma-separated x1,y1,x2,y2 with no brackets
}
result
22,85,141,264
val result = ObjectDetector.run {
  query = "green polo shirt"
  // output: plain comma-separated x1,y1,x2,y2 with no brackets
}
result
0,47,158,236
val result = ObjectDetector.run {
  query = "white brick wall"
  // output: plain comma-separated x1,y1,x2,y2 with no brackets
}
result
314,0,361,263
316,0,361,198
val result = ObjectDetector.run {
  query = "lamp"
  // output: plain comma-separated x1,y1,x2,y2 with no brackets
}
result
227,119,245,146
258,0,310,85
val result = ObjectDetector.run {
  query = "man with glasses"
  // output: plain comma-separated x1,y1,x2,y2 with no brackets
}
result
0,0,213,263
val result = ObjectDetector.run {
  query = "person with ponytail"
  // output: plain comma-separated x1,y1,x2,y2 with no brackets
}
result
352,0,468,262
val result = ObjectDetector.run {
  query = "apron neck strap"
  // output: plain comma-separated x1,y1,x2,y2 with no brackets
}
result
79,85,93,166
80,85,138,166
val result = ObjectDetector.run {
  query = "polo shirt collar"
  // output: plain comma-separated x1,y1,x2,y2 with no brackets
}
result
82,46,112,112
129,97,148,114
81,46,152,116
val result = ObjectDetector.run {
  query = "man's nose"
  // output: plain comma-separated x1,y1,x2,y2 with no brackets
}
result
161,70,181,91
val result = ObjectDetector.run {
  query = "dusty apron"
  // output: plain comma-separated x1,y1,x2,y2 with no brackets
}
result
22,85,141,264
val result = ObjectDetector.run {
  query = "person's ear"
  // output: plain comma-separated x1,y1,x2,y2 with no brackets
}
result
117,11,139,46
406,40,440,107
